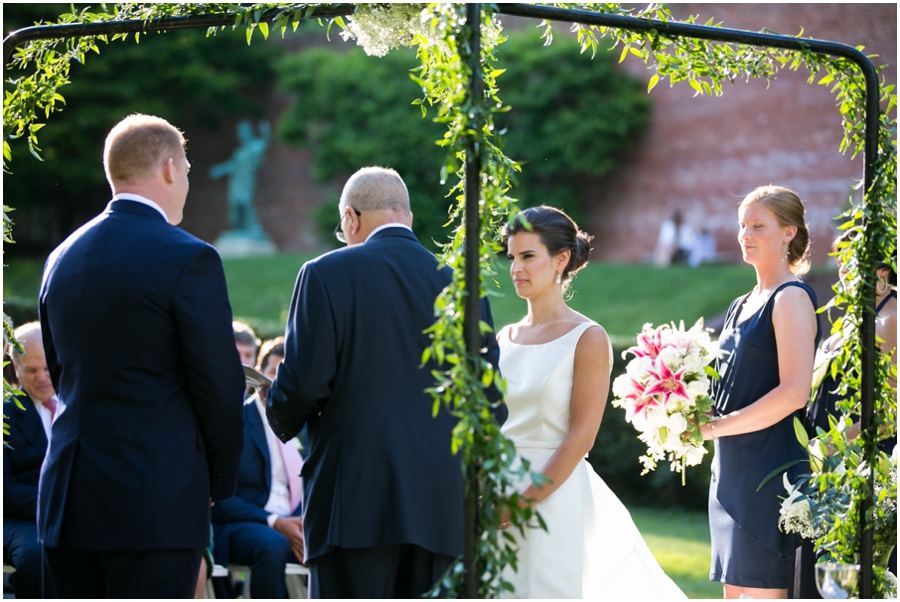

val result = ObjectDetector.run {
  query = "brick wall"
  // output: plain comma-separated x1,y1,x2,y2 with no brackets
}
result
584,3,896,264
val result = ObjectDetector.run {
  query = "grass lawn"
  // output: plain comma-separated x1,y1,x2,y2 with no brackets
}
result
486,261,756,345
217,254,758,342
3,253,758,343
630,506,721,599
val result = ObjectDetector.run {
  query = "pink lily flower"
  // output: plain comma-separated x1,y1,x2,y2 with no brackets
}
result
643,360,690,407
626,327,670,360
621,378,661,421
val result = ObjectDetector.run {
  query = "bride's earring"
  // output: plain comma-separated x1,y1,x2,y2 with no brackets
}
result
876,276,889,295
556,271,562,284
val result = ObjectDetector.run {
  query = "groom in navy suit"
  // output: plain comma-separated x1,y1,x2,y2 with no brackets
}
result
266,167,507,598
37,114,246,598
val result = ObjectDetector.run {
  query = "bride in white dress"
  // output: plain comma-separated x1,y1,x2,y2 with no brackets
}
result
498,206,685,599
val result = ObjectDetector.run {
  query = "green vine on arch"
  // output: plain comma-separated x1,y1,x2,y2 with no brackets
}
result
3,3,896,597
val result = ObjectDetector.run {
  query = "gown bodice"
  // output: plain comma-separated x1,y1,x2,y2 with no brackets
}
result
499,322,596,448
496,319,685,599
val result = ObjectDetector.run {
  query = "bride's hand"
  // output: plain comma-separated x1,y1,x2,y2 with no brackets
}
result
496,495,533,530
499,505,511,530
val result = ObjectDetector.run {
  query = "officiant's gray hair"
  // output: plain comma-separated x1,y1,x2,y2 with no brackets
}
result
341,167,410,214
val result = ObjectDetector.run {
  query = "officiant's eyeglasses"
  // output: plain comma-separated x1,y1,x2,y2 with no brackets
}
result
334,208,362,244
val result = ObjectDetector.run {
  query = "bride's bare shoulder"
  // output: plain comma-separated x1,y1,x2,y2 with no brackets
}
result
574,321,611,366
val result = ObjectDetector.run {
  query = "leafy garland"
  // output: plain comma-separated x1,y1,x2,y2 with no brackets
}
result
2,2,896,597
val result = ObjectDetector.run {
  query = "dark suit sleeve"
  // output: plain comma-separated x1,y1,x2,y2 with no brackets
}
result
211,493,271,525
39,260,60,393
480,295,508,426
174,245,246,502
3,426,38,521
267,262,337,442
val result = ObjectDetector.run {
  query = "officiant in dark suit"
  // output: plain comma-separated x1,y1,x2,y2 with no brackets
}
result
37,114,246,598
266,166,507,598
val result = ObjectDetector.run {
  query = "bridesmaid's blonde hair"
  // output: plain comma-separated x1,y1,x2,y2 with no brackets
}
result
740,185,811,275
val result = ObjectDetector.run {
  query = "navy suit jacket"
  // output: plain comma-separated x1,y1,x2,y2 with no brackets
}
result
267,227,506,561
211,397,302,563
3,397,47,524
37,199,246,551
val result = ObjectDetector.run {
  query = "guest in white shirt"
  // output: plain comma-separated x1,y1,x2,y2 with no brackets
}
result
211,337,305,599
3,322,60,598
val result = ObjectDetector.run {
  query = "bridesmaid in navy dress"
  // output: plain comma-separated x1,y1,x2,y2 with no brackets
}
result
698,186,820,599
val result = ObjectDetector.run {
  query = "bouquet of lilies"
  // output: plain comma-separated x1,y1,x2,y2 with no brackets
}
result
611,319,719,484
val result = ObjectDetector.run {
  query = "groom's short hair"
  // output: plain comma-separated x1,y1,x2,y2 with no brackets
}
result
103,114,186,188
340,167,410,214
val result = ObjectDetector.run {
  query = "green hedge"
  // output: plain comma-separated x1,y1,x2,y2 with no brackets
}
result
276,27,650,250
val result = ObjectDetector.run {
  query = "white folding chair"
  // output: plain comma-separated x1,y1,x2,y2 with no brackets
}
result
216,562,309,599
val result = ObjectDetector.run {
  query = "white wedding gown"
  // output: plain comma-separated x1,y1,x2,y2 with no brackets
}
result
498,322,686,599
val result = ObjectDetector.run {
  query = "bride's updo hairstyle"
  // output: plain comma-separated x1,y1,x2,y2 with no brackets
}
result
502,205,593,291
740,185,811,275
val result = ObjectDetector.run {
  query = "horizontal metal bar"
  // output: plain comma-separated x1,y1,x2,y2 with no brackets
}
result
4,4,356,66
498,4,872,65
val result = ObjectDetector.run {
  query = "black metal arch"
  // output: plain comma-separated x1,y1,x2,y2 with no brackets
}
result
3,4,882,597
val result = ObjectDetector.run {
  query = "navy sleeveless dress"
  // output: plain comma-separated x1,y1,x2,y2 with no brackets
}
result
708,282,820,589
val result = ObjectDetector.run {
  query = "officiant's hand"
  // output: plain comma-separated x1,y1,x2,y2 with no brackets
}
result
273,516,305,562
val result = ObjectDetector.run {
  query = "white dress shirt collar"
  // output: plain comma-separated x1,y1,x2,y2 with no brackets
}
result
366,222,413,242
112,193,169,223
30,395,61,440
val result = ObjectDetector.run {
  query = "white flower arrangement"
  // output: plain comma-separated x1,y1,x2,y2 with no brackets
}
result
780,445,896,593
611,319,720,483
340,4,431,57
779,472,827,540
339,4,503,58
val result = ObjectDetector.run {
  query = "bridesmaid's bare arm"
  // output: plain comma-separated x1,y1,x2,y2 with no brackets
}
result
700,286,817,440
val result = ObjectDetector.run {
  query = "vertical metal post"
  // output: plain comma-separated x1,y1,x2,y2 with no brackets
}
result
462,3,482,598
857,56,880,601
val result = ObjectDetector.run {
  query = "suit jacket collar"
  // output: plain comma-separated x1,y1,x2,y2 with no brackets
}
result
106,199,168,223
12,394,48,453
244,396,272,488
367,226,419,245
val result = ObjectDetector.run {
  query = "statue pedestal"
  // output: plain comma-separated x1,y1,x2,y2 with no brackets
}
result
214,230,278,258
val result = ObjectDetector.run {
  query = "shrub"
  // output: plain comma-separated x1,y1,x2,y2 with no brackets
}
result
276,27,650,249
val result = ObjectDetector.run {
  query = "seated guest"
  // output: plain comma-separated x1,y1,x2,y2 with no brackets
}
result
3,322,59,599
233,321,259,368
212,337,305,599
234,321,260,397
